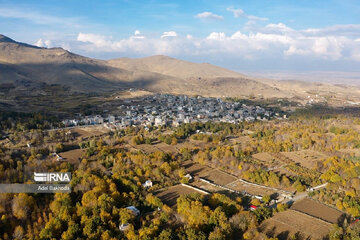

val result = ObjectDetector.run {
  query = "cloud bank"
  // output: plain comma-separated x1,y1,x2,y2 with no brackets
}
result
75,23,360,64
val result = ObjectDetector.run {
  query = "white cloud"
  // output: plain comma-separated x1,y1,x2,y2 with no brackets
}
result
284,46,309,56
303,24,360,37
264,23,294,34
226,8,244,18
230,31,247,40
34,38,52,48
247,15,268,21
77,33,111,47
207,32,226,40
227,7,268,21
195,11,224,20
75,23,360,63
161,31,177,38
131,30,145,39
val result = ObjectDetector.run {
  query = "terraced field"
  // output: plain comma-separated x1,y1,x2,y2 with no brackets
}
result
260,209,332,240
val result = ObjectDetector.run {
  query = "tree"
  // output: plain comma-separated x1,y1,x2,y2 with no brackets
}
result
12,193,35,220
276,203,288,212
209,227,226,240
119,208,134,224
61,221,80,240
183,228,206,240
250,198,261,206
328,224,343,240
164,136,172,145
157,229,172,240
55,143,64,152
262,195,271,204
131,135,144,145
146,194,163,208
171,137,178,145
253,207,272,223
13,226,24,240
177,194,210,228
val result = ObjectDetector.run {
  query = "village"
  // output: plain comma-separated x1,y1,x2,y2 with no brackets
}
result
1,94,356,239
61,94,284,129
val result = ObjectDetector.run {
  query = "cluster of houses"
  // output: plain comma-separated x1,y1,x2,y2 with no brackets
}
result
62,94,283,128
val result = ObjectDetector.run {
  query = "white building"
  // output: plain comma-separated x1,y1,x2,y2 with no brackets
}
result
108,115,116,123
119,223,130,231
185,174,193,181
142,180,153,188
126,206,140,216
154,117,163,126
94,115,104,124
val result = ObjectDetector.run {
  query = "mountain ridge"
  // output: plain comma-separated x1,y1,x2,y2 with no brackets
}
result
1,34,360,104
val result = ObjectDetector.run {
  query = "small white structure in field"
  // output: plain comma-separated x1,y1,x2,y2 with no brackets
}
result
56,154,63,161
126,206,140,216
142,180,153,188
52,152,63,161
119,223,130,231
27,143,31,148
185,174,193,180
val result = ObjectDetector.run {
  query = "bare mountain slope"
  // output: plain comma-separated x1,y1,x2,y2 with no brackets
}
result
2,34,360,103
108,55,246,79
108,55,289,98
0,34,134,92
0,35,286,98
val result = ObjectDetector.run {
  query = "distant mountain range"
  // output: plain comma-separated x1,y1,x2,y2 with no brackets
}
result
1,34,360,103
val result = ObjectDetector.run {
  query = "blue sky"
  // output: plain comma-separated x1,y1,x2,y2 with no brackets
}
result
1,0,360,72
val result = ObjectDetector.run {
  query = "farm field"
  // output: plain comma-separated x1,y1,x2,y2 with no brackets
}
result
252,152,278,164
280,150,328,169
259,209,332,240
130,140,206,154
58,149,85,165
182,161,286,197
131,143,169,153
181,161,213,177
226,180,278,196
251,152,290,173
191,180,224,193
71,126,109,140
155,184,207,207
198,169,238,186
137,142,179,153
290,198,345,224
122,144,140,153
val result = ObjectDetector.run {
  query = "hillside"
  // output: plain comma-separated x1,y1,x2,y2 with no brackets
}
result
0,34,288,98
108,55,246,79
0,34,133,92
1,34,360,104
108,55,290,98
